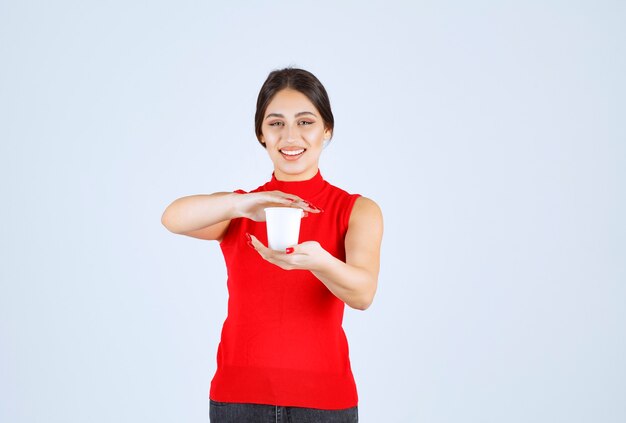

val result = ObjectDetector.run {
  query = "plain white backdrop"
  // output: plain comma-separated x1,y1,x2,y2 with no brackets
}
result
1,1,624,422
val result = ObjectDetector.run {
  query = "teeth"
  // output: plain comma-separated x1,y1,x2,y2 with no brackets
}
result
281,149,305,156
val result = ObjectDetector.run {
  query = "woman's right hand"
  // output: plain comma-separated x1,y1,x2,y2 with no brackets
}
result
234,190,322,222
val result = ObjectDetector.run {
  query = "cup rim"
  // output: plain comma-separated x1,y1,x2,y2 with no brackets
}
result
264,207,304,214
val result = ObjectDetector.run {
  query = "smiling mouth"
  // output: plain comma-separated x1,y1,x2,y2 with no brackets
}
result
279,148,306,158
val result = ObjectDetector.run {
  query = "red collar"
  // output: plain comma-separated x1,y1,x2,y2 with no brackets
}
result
264,169,327,199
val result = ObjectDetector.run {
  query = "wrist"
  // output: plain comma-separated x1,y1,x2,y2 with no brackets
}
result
310,247,339,274
229,192,247,219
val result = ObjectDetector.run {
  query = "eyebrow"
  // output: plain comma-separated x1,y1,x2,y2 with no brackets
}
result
265,111,317,120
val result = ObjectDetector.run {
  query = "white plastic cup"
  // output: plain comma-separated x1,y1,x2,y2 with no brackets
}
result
264,207,304,251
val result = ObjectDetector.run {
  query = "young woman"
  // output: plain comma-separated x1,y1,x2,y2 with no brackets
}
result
162,68,383,422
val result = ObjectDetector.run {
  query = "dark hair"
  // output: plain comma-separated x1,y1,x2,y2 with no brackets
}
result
254,68,334,147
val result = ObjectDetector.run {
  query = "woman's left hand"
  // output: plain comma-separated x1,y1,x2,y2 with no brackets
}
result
247,234,330,272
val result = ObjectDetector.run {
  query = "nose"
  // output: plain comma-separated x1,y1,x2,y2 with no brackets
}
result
284,124,299,143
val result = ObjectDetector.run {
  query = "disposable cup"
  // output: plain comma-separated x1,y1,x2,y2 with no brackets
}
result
264,207,304,251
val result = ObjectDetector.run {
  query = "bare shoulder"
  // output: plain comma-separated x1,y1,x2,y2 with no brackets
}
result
349,196,383,225
345,196,383,264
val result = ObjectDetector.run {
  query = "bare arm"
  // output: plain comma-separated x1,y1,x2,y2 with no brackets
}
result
161,191,321,241
311,197,383,310
161,192,239,241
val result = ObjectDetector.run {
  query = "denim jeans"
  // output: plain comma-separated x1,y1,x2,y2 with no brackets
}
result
209,399,358,423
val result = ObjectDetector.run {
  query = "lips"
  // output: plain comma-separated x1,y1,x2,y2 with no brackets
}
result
279,148,306,160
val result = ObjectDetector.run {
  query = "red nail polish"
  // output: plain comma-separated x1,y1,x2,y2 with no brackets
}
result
245,233,251,241
285,247,294,254
305,202,323,212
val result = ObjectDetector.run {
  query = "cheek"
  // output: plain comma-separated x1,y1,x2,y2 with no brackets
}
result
303,127,325,143
261,129,280,144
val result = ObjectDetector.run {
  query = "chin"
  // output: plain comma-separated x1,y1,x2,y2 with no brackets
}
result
279,164,308,175
276,162,317,178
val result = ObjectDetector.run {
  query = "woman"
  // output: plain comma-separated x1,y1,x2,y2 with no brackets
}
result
161,68,383,422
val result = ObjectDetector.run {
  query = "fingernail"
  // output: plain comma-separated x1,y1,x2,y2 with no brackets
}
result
245,233,254,249
285,247,294,254
305,201,322,211
303,211,309,218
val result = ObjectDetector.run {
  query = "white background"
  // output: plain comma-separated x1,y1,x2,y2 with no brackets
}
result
1,1,624,422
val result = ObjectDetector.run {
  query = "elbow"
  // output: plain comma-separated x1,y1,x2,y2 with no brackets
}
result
351,301,372,311
347,278,378,311
348,290,376,311
161,208,181,234
161,211,170,230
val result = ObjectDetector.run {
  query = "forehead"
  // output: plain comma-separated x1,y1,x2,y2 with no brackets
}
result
265,89,318,115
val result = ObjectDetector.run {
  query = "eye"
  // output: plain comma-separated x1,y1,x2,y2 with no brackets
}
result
298,120,313,125
269,121,284,127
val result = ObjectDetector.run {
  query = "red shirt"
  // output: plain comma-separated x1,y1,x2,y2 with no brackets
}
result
209,170,361,409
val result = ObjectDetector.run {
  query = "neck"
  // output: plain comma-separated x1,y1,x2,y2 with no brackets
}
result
267,168,326,198
273,166,319,182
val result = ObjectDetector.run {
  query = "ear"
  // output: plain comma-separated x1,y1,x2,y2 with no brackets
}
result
323,128,332,140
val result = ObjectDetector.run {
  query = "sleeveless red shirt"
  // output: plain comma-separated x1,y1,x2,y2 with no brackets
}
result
209,170,361,409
